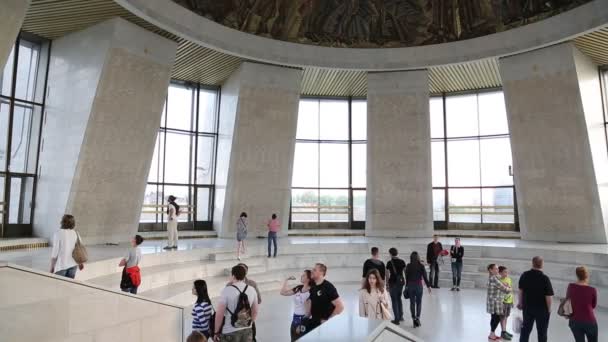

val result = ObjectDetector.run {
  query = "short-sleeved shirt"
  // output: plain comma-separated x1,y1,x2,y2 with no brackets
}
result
518,269,554,312
309,280,339,323
292,285,310,316
362,258,386,280
218,281,258,334
501,277,514,304
125,247,142,268
386,258,406,286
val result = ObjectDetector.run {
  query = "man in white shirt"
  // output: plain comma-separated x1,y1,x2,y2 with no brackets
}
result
213,265,259,342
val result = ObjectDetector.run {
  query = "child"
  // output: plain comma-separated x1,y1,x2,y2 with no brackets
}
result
192,280,214,338
499,266,514,341
187,331,207,342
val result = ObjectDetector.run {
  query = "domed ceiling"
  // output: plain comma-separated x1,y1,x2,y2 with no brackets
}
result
172,0,591,48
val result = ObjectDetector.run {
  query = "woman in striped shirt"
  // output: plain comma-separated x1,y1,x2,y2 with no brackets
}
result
192,279,213,338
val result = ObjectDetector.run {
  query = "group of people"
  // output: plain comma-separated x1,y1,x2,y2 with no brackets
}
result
234,212,281,260
486,256,598,342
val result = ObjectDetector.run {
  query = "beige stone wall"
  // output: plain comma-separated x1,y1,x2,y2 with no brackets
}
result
0,0,29,69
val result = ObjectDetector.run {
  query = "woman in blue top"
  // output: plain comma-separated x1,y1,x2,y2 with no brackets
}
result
192,279,213,338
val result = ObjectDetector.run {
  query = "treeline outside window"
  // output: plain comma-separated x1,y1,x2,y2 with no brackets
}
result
291,98,366,229
0,33,50,237
431,90,517,230
139,81,219,231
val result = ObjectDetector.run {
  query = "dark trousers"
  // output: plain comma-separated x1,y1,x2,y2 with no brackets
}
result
429,261,439,287
389,284,404,321
407,284,423,319
267,232,277,257
519,309,550,342
55,265,78,279
490,314,501,332
569,320,598,342
121,287,138,294
451,261,462,286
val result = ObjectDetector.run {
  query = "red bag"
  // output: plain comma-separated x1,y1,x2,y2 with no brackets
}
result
125,266,141,287
440,249,449,256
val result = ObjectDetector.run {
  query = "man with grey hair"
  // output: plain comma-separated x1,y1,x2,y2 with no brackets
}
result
517,256,554,342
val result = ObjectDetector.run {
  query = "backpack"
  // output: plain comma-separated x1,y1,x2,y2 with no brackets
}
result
226,285,252,328
389,260,405,286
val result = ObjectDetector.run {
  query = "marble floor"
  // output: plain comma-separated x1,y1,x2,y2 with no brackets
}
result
253,283,606,342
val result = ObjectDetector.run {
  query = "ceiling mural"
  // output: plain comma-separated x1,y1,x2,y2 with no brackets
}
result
172,0,592,48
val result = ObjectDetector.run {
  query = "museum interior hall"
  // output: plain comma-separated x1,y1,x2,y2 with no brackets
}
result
1,1,608,341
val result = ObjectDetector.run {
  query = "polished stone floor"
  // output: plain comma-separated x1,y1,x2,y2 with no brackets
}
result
252,283,606,342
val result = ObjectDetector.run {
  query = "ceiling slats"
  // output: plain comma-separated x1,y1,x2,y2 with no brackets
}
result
20,0,608,96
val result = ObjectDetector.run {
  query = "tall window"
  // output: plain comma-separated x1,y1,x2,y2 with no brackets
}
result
0,34,49,237
601,68,608,148
140,81,219,231
431,90,516,229
291,98,366,229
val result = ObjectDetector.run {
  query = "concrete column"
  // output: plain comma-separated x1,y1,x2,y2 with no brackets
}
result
0,0,30,69
500,42,608,243
366,70,433,237
34,18,177,244
214,62,301,238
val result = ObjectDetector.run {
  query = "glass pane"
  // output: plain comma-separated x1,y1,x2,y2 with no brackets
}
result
431,141,445,187
448,188,481,223
478,91,509,136
1,46,14,96
296,99,319,140
140,184,160,223
480,137,513,186
163,185,190,221
446,94,478,138
319,189,348,222
0,176,4,223
292,142,319,187
10,102,40,173
21,176,34,224
196,135,214,184
196,187,210,221
482,188,514,223
319,143,348,188
433,189,445,221
353,190,366,221
447,139,480,187
8,177,21,224
352,143,366,188
0,99,10,170
164,132,191,184
166,84,193,131
148,132,163,183
351,100,367,140
198,88,217,133
14,40,40,102
430,97,444,138
291,188,318,222
319,100,348,140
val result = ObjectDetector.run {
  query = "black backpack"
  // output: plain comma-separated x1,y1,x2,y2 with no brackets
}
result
226,285,252,328
389,260,405,286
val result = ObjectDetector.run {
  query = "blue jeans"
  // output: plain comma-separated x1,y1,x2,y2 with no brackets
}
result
267,232,277,257
407,283,423,319
451,261,462,286
121,287,138,294
55,266,77,279
389,284,404,321
569,320,598,342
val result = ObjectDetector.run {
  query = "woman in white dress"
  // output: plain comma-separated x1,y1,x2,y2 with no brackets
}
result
359,269,392,321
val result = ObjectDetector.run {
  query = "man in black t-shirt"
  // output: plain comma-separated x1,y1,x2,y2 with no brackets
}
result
426,235,443,288
362,247,386,282
386,247,406,325
302,263,344,336
517,256,554,342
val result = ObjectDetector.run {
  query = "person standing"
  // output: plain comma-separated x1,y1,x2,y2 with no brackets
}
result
50,214,83,279
405,251,431,328
119,234,144,294
236,212,248,260
517,256,554,342
267,213,280,258
386,247,406,325
234,263,262,342
499,266,515,341
213,265,259,342
450,237,464,291
302,263,345,336
359,269,392,321
164,195,180,250
426,235,443,288
192,279,214,338
280,270,313,341
362,247,386,282
567,266,598,342
486,264,512,341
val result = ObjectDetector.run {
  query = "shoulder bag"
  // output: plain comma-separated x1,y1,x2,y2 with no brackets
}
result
72,231,88,264
558,297,573,318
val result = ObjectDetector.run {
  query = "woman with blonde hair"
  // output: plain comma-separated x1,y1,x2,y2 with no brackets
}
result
567,266,598,342
359,269,392,321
